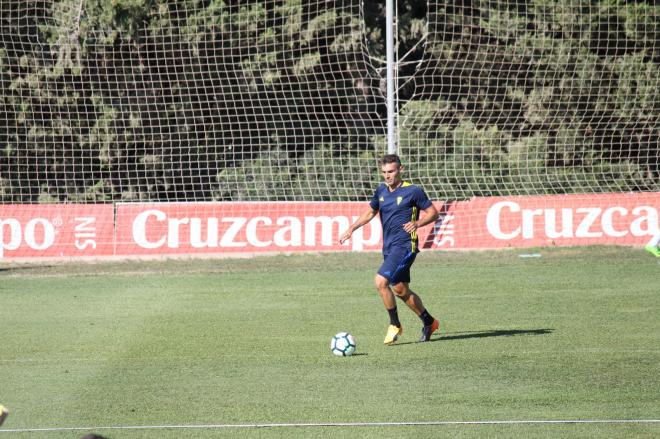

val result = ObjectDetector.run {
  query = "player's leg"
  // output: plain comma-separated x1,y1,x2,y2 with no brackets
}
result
391,282,439,341
388,253,440,342
388,252,425,315
645,232,660,257
374,273,403,344
375,251,406,345
391,281,424,315
0,404,8,427
374,273,397,309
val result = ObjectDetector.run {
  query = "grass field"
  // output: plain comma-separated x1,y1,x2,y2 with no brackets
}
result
0,247,659,438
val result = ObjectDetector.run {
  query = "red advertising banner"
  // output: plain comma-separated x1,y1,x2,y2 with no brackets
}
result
0,204,115,259
116,192,659,255
427,192,660,249
115,202,383,255
2,192,658,260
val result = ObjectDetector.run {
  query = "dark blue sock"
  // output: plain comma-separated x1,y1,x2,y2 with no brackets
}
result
419,309,435,326
387,307,401,327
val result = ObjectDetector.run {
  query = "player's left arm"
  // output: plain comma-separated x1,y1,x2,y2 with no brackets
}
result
403,187,439,233
403,204,439,233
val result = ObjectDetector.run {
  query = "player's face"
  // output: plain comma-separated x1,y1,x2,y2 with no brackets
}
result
381,162,402,188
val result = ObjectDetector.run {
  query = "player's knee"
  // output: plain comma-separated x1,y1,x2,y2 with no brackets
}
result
374,274,389,291
391,283,410,300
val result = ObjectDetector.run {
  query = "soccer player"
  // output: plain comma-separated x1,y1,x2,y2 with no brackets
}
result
339,154,440,344
645,230,660,257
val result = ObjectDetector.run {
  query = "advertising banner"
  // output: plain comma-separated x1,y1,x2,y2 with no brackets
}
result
428,192,660,249
115,202,383,255
2,192,658,260
0,204,115,259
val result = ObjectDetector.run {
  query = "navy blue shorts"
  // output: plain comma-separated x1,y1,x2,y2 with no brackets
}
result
377,248,417,285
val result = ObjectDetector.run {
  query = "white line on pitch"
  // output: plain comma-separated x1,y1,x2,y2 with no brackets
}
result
1,419,659,433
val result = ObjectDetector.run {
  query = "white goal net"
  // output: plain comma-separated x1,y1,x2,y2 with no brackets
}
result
1,0,385,203
401,1,659,200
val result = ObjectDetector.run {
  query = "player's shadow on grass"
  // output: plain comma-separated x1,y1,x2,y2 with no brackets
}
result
439,328,554,341
0,265,53,273
391,328,553,346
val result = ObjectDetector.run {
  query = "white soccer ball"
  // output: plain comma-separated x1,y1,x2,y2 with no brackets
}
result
331,332,356,356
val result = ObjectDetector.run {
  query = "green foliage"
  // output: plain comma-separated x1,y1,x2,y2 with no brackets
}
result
413,0,660,199
215,147,379,201
0,0,658,202
399,92,658,198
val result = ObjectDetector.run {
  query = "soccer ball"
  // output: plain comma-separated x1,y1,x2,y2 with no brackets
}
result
330,332,356,356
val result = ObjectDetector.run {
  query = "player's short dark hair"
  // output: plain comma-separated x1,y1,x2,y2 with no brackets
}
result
380,154,401,167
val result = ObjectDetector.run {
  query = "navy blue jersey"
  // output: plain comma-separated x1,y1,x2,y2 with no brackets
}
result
369,181,433,253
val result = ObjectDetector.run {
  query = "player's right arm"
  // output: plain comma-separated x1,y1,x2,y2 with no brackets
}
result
339,207,378,245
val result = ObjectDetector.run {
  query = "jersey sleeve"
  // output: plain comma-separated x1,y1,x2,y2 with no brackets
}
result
412,186,433,210
369,187,380,211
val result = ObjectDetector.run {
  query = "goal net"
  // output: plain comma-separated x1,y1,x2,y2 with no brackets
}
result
0,0,658,257
401,1,659,200
1,0,385,203
396,1,659,248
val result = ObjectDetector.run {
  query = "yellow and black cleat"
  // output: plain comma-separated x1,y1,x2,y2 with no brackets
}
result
384,324,403,345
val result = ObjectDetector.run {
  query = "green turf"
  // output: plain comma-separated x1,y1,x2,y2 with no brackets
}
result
0,247,659,438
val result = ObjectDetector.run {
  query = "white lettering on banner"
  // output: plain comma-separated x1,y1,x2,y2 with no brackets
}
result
190,217,218,248
74,217,97,250
132,209,167,249
487,201,660,241
601,207,627,237
521,208,543,239
129,210,381,250
630,206,658,236
544,209,574,239
486,201,521,239
0,218,22,258
219,217,248,247
274,217,302,247
24,219,55,250
0,217,56,258
246,217,272,247
575,208,603,238
167,216,189,248
433,215,455,247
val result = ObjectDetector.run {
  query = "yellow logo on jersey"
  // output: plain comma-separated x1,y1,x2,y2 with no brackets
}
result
379,196,384,202
397,196,403,205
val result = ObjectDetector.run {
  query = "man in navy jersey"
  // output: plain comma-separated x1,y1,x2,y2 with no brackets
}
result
339,154,440,344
